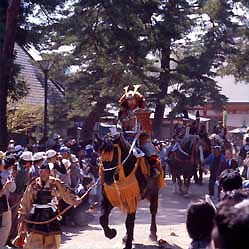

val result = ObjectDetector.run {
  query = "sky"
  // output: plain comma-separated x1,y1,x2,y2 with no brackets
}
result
217,76,249,102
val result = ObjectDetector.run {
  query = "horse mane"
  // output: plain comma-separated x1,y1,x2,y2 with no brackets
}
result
114,133,137,177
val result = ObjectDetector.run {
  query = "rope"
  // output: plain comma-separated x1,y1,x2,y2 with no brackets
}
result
122,132,140,165
22,178,100,225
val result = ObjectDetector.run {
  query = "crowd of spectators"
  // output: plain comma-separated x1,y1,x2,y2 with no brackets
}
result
0,136,100,247
186,136,249,249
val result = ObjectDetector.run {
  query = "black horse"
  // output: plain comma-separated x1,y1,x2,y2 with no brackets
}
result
167,135,206,197
96,133,163,249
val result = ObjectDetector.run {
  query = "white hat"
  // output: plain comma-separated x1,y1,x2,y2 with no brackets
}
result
71,154,79,163
20,151,33,161
33,152,46,161
46,150,57,159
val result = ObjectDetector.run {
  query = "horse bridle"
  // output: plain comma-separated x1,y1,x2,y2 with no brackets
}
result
102,132,139,172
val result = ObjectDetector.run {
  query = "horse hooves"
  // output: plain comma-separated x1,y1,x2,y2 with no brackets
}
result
149,233,158,242
123,242,132,249
122,235,127,244
105,228,117,240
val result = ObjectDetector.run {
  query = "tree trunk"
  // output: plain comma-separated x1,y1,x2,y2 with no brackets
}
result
153,39,171,138
0,0,21,150
81,101,107,143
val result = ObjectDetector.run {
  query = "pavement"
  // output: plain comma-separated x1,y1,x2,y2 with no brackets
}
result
61,176,210,249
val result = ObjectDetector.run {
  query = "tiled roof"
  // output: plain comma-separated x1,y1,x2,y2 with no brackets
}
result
14,44,64,107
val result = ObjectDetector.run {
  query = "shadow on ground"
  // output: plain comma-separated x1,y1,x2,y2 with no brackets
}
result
61,177,209,248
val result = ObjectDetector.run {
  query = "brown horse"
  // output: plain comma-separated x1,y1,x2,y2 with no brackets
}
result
96,133,164,249
167,135,206,197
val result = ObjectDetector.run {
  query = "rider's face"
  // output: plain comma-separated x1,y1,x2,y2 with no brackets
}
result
127,97,137,110
40,169,50,182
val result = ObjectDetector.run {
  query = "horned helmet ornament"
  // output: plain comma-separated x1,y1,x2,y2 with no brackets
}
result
119,85,145,108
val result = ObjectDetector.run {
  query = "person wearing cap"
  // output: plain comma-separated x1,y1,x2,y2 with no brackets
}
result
0,158,16,246
18,163,81,249
14,145,24,159
59,147,72,186
70,155,83,190
30,152,45,179
203,146,226,197
45,150,67,178
8,151,33,243
7,140,15,153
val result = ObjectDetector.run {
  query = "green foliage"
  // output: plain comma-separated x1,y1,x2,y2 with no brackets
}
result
20,0,249,136
7,104,43,133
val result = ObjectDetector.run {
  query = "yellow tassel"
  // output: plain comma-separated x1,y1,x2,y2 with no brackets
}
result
156,161,166,189
104,174,140,213
138,157,150,177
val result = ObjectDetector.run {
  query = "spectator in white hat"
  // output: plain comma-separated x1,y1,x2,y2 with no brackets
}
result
70,155,83,190
8,151,33,243
59,147,72,186
30,152,45,179
45,150,66,178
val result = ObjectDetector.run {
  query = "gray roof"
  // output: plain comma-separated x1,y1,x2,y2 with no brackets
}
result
14,44,64,107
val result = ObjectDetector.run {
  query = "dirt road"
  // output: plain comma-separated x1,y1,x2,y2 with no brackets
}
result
61,177,209,249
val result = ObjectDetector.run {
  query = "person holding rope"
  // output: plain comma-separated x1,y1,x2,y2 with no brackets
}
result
17,163,81,249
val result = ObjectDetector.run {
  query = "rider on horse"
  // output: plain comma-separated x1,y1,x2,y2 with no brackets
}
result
118,85,161,178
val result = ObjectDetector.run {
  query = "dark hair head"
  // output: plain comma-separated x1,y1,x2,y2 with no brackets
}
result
4,155,16,169
214,201,249,249
219,189,249,206
186,201,216,241
219,169,242,192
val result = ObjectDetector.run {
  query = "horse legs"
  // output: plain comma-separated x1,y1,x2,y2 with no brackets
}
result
171,174,178,193
123,213,136,249
149,190,158,242
177,176,183,193
99,195,116,239
183,177,191,197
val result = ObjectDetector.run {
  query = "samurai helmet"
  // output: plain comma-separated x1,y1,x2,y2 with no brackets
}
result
119,85,145,108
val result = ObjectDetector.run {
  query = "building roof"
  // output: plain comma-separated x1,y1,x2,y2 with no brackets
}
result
14,44,64,107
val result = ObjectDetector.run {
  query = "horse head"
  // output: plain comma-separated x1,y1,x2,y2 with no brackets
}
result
97,132,134,186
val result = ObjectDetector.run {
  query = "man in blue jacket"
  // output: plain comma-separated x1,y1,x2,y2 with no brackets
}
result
203,146,226,197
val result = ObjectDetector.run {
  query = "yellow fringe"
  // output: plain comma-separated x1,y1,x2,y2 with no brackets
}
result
138,157,150,177
137,157,166,189
103,172,140,213
99,144,166,213
156,160,166,189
